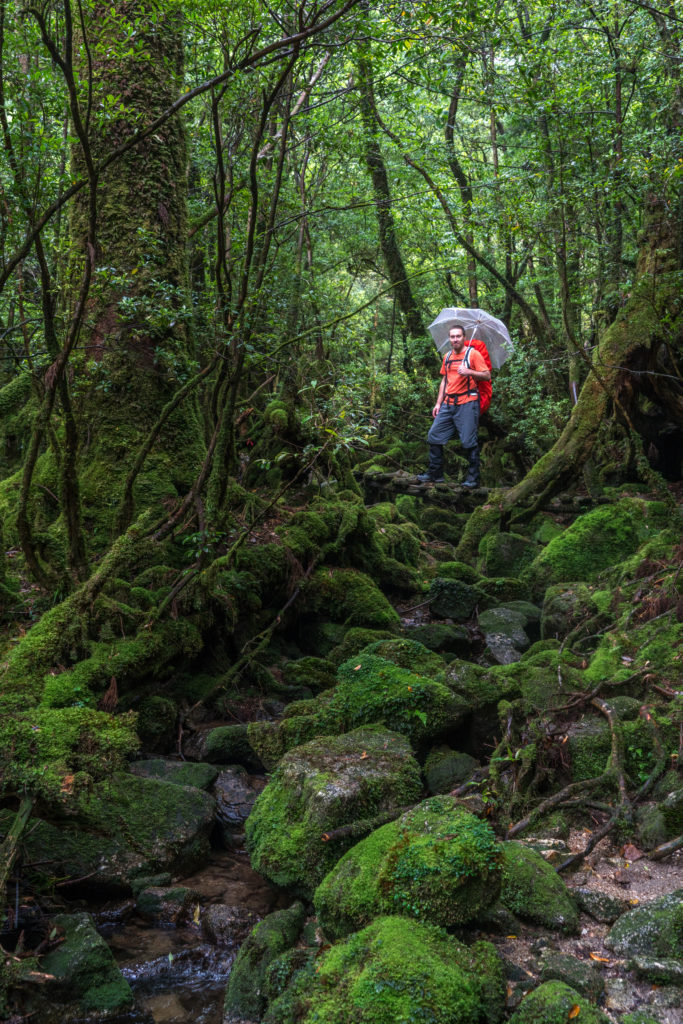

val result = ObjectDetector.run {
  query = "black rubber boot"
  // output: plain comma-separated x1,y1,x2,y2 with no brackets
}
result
417,444,445,483
461,446,480,488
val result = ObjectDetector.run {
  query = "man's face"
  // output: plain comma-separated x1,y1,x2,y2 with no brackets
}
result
449,328,465,351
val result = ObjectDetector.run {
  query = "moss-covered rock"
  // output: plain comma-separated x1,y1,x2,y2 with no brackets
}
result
404,623,471,658
357,638,446,679
326,627,396,666
40,913,133,1012
200,723,263,770
427,560,481,584
129,758,219,790
1,773,215,893
314,796,502,940
265,916,506,1024
136,885,199,925
605,889,683,960
500,842,579,934
508,981,610,1023
303,567,400,629
475,576,532,604
540,583,600,641
245,728,422,897
428,578,477,621
248,652,468,770
481,532,540,577
424,746,478,794
282,657,337,694
539,950,604,1001
525,498,670,598
224,901,306,1021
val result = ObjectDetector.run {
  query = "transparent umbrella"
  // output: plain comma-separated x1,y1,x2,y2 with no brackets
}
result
428,307,514,369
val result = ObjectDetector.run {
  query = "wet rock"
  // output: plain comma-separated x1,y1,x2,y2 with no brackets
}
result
428,578,477,621
131,873,172,897
403,623,471,658
477,901,521,935
3,774,215,894
605,888,683,959
202,904,260,945
479,632,523,665
539,950,604,1001
136,885,200,925
40,912,133,1012
632,956,683,986
129,758,219,790
572,887,629,924
508,980,610,1023
603,976,638,1014
424,746,478,794
223,902,305,1021
200,724,264,771
245,727,422,897
264,916,505,1024
478,607,531,649
213,767,259,845
314,796,502,941
500,841,579,934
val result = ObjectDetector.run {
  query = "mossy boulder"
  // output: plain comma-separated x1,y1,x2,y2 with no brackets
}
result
475,577,531,604
224,901,306,1021
265,916,506,1024
541,583,600,641
303,567,400,629
129,758,219,790
2,773,215,893
605,889,683,960
481,531,540,577
40,913,133,1012
248,652,468,770
508,981,610,1024
199,723,263,770
428,560,481,584
327,627,395,666
136,885,200,925
424,746,478,794
404,623,471,658
282,656,337,694
245,728,422,897
428,578,477,621
539,950,604,1001
500,842,579,934
314,796,502,940
358,638,446,678
524,498,670,598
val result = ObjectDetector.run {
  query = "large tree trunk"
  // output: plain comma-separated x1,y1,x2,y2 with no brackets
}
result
70,0,203,537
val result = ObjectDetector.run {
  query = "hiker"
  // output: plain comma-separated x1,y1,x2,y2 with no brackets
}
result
417,323,491,487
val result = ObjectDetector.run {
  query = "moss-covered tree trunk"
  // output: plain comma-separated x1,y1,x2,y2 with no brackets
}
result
70,0,203,538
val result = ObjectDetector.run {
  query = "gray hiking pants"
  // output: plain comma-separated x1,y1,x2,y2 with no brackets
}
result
427,400,479,450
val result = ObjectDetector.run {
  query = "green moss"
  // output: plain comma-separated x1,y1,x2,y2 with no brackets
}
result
266,916,505,1024
524,499,670,597
327,627,396,667
424,747,478,794
500,842,579,933
481,531,539,577
40,913,133,1012
245,728,422,896
508,981,609,1023
314,796,502,940
137,696,177,752
224,902,306,1020
304,567,400,629
426,560,481,584
282,657,337,695
248,654,468,770
605,888,683,959
475,577,532,604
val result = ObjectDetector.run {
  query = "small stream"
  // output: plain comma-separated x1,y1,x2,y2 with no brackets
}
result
97,848,290,1024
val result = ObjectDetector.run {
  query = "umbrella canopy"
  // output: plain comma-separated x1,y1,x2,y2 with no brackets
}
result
428,307,514,369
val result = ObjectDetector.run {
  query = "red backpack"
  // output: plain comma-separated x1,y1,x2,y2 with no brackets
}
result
466,338,492,414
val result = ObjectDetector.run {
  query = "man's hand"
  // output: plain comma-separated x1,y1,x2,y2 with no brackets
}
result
432,403,441,418
456,364,470,376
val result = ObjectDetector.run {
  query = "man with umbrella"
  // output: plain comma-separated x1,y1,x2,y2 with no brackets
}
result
418,323,491,488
